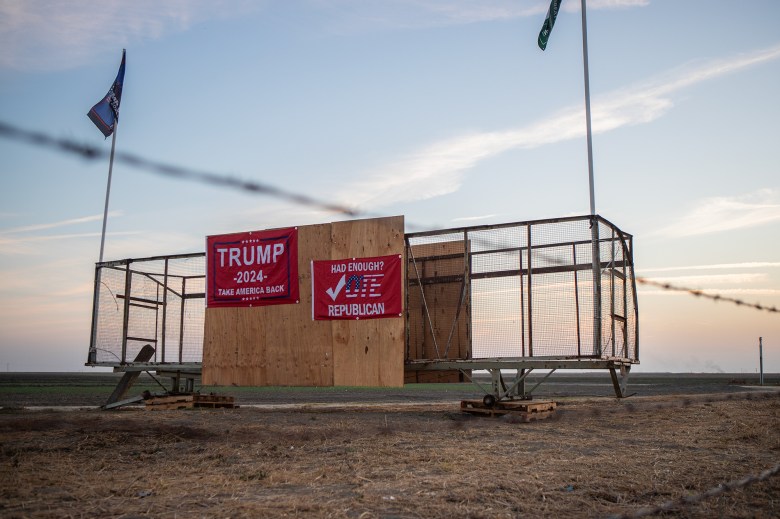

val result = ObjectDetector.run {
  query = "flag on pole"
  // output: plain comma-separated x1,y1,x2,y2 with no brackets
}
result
538,0,563,51
87,49,126,138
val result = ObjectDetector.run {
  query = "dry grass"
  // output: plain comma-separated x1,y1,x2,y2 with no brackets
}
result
1,392,778,518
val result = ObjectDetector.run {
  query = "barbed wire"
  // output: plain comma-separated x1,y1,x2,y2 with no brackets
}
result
555,392,780,517
3,120,779,315
0,120,359,217
465,232,779,316
606,460,780,519
636,277,780,314
540,392,780,518
440,229,779,316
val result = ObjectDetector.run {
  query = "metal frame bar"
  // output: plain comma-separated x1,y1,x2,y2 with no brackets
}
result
120,262,132,363
573,243,581,356
525,369,557,397
609,365,632,398
96,362,203,372
89,253,205,368
179,277,186,363
442,232,469,358
406,356,634,370
519,233,526,358
404,215,638,366
97,251,204,269
88,266,101,364
526,224,534,357
406,236,443,359
160,258,168,362
406,214,630,239
89,215,638,390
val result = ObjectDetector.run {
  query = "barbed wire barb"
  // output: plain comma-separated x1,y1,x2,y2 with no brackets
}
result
3,120,779,315
0,120,359,217
636,277,779,314
606,460,780,519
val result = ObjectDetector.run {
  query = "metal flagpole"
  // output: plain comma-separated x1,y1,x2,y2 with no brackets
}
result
581,0,596,215
90,121,118,364
580,0,602,355
88,48,125,365
98,121,118,263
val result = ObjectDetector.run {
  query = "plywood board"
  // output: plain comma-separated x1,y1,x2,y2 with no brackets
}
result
331,216,405,387
203,216,404,387
204,223,334,386
405,240,471,383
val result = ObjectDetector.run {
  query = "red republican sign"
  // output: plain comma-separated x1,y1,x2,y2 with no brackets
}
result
312,254,403,320
206,227,299,308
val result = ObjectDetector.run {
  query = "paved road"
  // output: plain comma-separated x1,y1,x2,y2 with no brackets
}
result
1,372,776,408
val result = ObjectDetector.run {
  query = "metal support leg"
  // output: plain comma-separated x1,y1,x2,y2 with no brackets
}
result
103,344,155,407
512,369,526,397
490,369,502,398
609,365,632,398
171,372,181,393
487,369,537,402
505,369,535,400
481,369,504,407
524,369,556,398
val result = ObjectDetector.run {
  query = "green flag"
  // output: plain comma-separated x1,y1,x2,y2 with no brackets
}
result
538,0,563,51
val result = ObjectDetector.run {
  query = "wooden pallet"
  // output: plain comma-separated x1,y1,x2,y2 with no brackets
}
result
145,394,194,410
460,399,557,420
145,394,235,410
193,394,235,408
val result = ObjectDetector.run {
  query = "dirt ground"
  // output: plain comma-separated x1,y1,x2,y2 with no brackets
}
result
1,376,778,518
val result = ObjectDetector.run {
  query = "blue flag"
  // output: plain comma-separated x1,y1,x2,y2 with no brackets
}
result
88,50,126,138
538,0,562,51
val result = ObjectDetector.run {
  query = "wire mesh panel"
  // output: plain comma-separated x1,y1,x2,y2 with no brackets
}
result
468,225,527,358
88,216,637,368
406,215,638,362
471,276,523,358
88,253,205,366
405,233,471,382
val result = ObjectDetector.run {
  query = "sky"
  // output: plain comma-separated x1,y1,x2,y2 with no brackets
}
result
0,0,779,374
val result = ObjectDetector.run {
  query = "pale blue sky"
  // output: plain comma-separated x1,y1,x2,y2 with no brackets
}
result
1,0,778,373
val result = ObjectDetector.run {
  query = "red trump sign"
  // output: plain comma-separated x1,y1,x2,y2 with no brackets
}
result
312,255,403,320
206,227,299,308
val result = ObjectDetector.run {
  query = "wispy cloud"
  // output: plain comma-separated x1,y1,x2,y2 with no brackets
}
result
0,0,646,71
0,212,128,254
582,0,650,9
0,231,140,255
0,256,88,294
1,230,139,244
452,214,498,222
651,189,780,238
0,0,260,70
101,230,206,259
0,212,121,235
228,201,333,234
342,45,780,210
321,0,648,31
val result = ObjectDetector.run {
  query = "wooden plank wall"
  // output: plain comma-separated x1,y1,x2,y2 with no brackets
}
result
330,217,405,386
202,216,404,387
405,240,471,383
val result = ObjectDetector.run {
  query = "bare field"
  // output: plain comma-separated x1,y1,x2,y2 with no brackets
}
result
1,372,777,408
1,391,779,518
